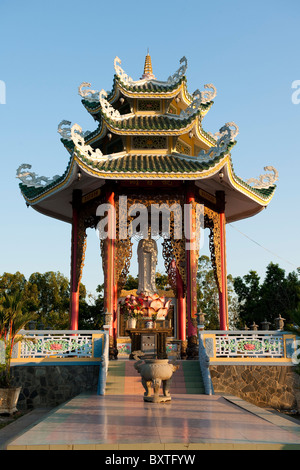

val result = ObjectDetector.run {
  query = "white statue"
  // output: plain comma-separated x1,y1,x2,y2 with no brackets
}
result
137,238,158,296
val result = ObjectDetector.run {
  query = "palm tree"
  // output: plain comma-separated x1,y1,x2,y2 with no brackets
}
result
0,292,36,388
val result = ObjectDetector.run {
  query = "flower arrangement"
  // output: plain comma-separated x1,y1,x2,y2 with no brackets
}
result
119,295,144,320
119,293,171,321
141,294,171,320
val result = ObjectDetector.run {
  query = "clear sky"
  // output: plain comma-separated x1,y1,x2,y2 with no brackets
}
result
0,0,299,298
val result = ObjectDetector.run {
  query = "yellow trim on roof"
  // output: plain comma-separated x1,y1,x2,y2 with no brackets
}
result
117,80,186,100
20,158,77,205
20,152,275,209
225,156,275,205
105,119,196,136
74,152,226,180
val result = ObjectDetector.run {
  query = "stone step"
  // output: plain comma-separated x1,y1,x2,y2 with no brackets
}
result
105,360,205,395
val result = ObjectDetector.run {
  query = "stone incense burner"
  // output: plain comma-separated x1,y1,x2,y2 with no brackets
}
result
134,353,179,403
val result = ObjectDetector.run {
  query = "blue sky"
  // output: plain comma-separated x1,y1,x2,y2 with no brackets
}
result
0,0,299,298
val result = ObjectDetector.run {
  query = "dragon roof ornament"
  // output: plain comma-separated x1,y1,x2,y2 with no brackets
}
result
114,56,135,85
167,56,188,85
178,85,217,119
78,82,100,103
200,84,217,103
70,124,121,163
70,123,107,161
58,120,91,140
114,55,188,88
198,122,239,162
99,89,122,120
246,166,279,188
16,164,60,188
58,121,110,162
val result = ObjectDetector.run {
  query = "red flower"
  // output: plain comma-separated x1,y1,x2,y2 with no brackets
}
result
50,343,62,351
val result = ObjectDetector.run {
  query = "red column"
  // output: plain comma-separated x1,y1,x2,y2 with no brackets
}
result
216,191,228,331
186,186,198,339
103,190,116,339
176,263,186,341
219,211,228,330
70,189,82,330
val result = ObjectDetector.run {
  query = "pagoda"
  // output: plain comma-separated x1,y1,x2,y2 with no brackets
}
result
16,53,278,358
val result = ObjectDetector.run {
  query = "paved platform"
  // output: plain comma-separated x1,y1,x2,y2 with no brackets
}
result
5,392,300,450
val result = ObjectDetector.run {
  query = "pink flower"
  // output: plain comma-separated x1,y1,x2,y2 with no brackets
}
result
50,343,62,351
244,343,255,351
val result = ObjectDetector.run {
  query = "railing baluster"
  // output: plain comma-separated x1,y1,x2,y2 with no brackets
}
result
202,330,296,363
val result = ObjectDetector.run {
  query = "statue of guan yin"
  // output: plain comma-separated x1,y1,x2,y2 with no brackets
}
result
136,238,158,296
129,236,171,322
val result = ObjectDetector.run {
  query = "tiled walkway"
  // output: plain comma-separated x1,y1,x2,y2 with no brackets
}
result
7,393,300,450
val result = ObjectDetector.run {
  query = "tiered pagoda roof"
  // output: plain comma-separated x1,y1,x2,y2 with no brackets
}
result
16,54,278,223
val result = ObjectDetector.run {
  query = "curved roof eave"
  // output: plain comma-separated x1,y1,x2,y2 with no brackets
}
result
81,77,193,117
18,150,276,225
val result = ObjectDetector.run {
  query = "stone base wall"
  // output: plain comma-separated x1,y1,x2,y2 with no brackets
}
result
210,365,300,411
11,365,100,410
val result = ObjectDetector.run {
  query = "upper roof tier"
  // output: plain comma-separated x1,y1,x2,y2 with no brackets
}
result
16,54,278,223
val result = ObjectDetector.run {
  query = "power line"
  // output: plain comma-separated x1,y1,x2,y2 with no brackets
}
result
228,224,299,270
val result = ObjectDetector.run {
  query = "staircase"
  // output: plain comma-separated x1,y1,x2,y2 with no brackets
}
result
105,360,205,395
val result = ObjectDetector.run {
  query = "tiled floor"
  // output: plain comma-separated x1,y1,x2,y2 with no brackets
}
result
7,392,300,450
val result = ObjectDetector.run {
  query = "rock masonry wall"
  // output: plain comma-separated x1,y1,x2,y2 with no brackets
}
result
210,364,300,411
11,365,100,410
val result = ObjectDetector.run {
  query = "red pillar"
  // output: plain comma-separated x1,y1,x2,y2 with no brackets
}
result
185,186,198,340
103,190,116,340
176,264,186,341
70,189,82,330
217,191,228,331
170,259,186,341
219,211,228,330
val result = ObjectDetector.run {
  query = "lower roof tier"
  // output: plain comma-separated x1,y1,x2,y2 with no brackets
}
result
18,151,276,225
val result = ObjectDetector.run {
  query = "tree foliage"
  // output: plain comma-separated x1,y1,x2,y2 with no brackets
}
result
197,255,239,329
234,263,300,328
1,260,299,333
0,271,103,330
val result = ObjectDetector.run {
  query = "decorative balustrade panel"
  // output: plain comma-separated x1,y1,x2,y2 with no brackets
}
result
201,330,297,363
214,333,284,358
19,331,95,359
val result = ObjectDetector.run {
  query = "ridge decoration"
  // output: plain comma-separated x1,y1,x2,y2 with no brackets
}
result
114,56,135,85
58,120,91,140
167,56,188,85
16,164,61,188
99,89,122,120
78,82,100,103
246,166,279,188
198,122,239,161
179,85,217,119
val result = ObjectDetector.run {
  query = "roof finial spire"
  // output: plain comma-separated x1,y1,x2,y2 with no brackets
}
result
141,50,156,80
